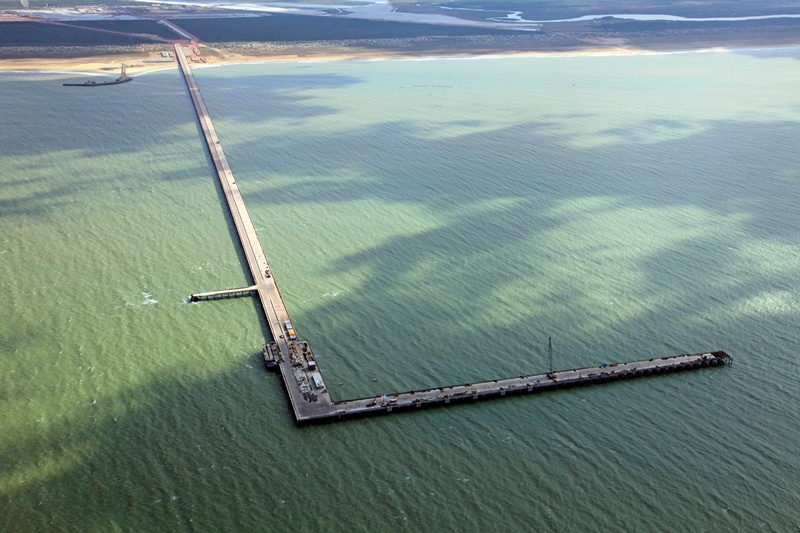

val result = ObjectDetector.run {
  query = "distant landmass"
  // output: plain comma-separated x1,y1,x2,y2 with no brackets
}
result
1,0,799,66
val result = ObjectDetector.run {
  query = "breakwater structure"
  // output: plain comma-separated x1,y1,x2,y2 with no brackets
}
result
174,43,732,424
63,63,132,87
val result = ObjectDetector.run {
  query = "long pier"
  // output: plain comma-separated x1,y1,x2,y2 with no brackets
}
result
175,43,732,424
329,351,731,422
174,44,338,420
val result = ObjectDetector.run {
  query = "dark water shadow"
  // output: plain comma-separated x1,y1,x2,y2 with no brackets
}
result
213,102,800,393
3,57,800,533
0,363,289,531
0,72,362,160
187,72,360,126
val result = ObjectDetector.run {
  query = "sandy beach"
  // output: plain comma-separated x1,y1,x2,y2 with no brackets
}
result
0,54,156,74
1,32,799,75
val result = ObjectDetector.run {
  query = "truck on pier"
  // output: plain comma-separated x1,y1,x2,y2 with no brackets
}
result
284,321,297,340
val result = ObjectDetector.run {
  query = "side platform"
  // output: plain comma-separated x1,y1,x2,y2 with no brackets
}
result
190,286,258,302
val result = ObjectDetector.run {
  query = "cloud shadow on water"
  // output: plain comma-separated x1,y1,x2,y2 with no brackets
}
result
4,58,800,532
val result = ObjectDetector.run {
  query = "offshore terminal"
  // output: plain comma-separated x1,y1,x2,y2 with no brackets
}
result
174,42,732,424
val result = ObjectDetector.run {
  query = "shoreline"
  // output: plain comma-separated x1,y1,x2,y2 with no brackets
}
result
2,37,799,75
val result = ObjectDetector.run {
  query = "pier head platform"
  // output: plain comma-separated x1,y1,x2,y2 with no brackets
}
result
175,42,732,424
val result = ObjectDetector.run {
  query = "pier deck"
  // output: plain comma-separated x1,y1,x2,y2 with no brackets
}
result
328,350,731,422
176,43,732,424
175,44,337,420
190,285,258,302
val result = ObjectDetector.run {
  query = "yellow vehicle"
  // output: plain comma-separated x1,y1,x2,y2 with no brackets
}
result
284,321,297,340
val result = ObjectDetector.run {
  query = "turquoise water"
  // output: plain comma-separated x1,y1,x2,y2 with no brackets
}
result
2,48,800,531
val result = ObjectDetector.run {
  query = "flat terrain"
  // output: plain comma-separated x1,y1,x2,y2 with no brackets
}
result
0,21,157,47
172,14,533,42
1,3,799,70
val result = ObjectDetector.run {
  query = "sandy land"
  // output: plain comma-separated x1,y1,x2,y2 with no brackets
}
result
0,54,157,74
1,32,799,74
0,48,593,75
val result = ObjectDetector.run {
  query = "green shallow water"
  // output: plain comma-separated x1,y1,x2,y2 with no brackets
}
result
2,48,800,532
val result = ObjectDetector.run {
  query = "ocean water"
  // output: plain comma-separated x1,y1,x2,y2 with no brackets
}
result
2,48,800,532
